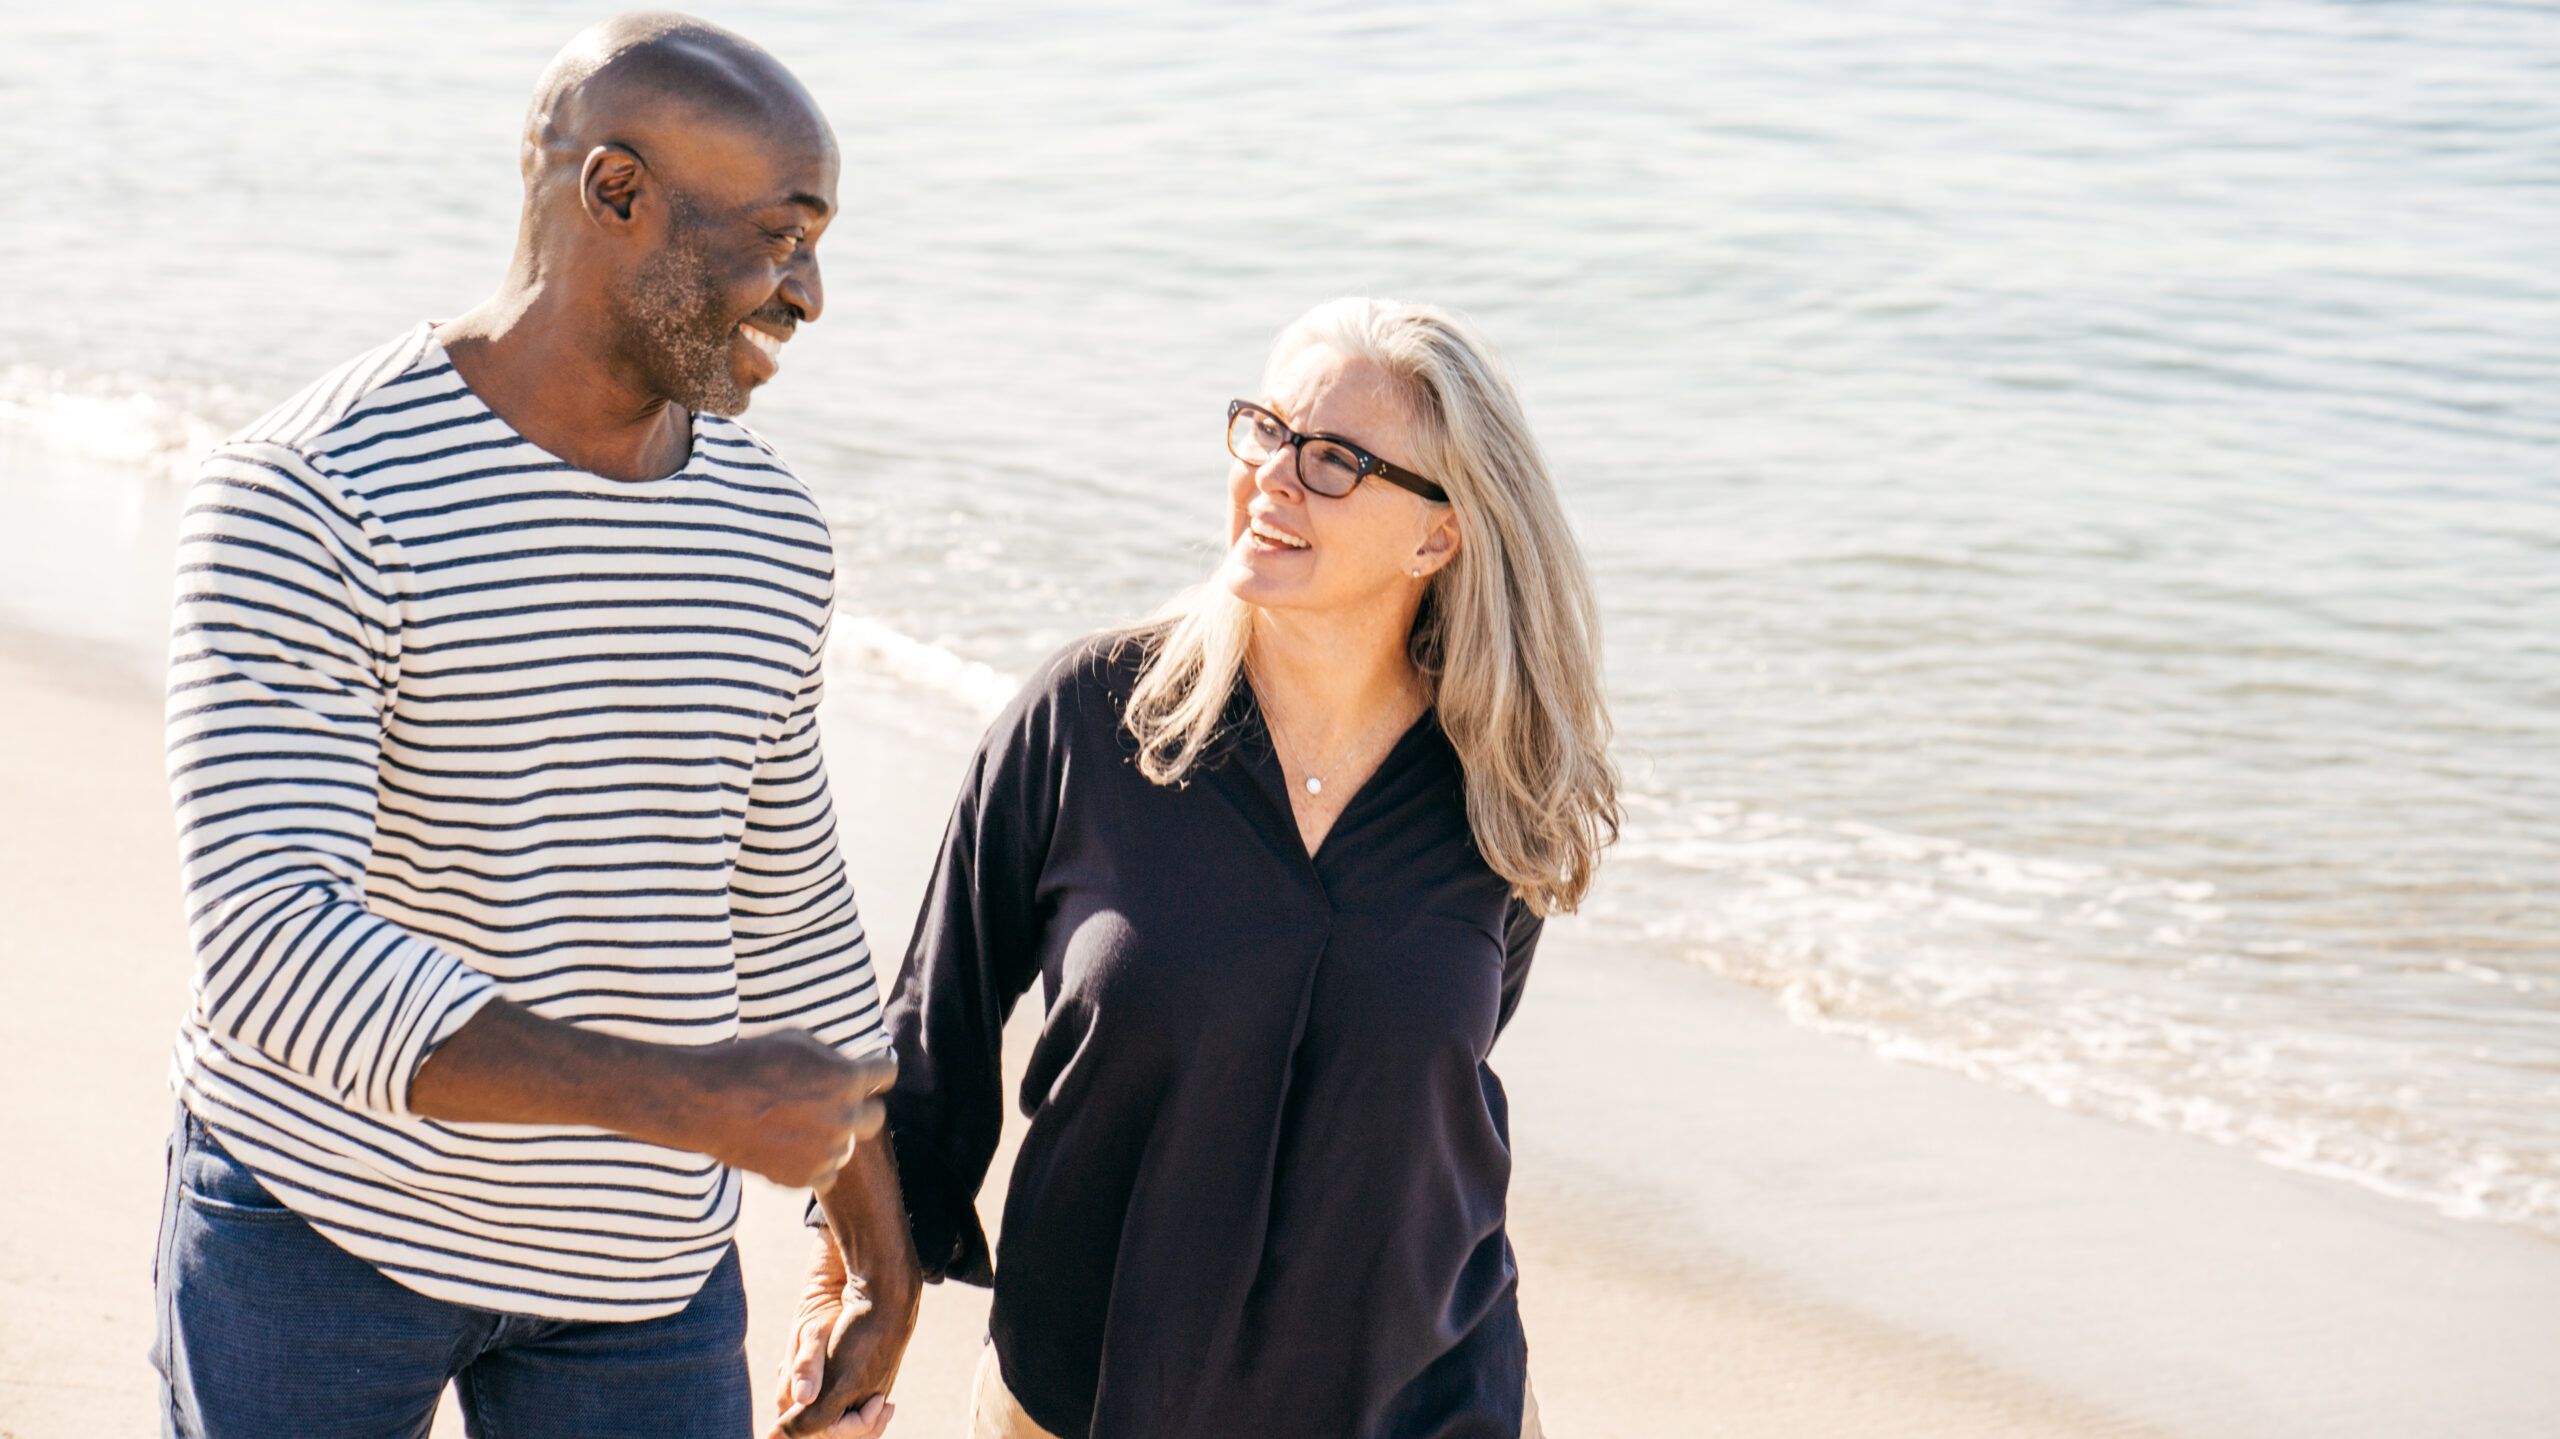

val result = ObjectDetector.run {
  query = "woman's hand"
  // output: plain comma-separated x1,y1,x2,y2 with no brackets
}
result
768,1230,918,1438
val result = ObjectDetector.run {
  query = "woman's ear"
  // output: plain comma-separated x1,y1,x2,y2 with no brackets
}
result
1413,505,1462,578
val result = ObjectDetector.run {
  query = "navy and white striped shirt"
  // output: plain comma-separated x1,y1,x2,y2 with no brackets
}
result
165,324,885,1321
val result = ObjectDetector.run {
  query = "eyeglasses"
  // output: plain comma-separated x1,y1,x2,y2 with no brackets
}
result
1226,399,1447,503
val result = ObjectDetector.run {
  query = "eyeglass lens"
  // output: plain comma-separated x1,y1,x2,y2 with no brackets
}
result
1227,408,1368,498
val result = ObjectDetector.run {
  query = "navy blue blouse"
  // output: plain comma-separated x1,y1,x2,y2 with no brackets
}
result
884,636,1542,1439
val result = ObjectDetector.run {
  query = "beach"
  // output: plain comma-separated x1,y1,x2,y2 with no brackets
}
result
4,1,2558,1431
5,631,2553,1438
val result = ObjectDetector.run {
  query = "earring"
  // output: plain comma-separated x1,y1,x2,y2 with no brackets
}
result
1409,567,1423,579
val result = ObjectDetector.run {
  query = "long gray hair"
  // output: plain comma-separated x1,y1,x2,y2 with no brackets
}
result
1124,298,1620,914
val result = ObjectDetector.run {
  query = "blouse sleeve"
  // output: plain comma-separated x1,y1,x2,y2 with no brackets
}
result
1495,895,1544,1039
881,663,1068,1285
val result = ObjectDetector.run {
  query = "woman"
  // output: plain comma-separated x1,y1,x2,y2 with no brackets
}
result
788,297,1617,1439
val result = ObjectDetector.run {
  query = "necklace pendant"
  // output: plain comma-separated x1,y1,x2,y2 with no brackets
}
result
1305,776,1324,796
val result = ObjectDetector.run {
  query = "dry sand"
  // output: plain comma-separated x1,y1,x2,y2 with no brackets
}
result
2,633,2553,1437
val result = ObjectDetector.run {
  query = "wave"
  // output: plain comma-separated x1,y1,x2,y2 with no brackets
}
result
822,614,1021,721
0,363,238,485
1598,799,2560,1240
1789,993,2560,1240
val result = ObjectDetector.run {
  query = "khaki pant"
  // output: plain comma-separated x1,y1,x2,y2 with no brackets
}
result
966,1342,1060,1439
966,1342,1548,1438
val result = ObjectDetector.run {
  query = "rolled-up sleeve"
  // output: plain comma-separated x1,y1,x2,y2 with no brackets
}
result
166,443,498,1117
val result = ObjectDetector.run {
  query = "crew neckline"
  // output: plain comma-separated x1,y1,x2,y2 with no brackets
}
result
415,321,711,487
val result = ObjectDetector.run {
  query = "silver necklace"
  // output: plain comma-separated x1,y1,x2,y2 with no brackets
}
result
1257,674,1414,798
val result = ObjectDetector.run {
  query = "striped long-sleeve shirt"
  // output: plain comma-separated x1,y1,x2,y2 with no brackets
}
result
165,324,886,1321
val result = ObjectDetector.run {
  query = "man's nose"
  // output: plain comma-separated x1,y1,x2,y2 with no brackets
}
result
783,256,823,325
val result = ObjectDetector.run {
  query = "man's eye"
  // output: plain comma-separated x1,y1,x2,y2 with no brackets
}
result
1253,418,1285,444
769,230,804,252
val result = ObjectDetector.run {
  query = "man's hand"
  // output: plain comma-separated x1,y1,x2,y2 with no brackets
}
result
771,1116,925,1438
770,1230,918,1438
678,1033,898,1189
410,1002,896,1189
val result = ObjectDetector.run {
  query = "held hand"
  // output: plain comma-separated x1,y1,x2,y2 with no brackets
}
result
770,1233,917,1439
677,1034,897,1189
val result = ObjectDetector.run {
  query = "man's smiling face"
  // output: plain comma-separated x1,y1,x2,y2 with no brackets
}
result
609,121,837,417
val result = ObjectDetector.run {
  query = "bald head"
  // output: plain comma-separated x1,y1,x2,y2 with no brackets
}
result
525,12,833,202
494,12,837,418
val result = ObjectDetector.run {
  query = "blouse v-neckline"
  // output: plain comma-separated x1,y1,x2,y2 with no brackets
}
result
1229,680,1441,867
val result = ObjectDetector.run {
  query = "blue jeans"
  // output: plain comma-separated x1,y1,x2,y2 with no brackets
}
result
150,1108,752,1438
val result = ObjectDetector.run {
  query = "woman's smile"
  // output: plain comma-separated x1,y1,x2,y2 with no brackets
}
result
1243,512,1312,553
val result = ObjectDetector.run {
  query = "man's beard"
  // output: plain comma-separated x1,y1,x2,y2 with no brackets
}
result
612,213,753,417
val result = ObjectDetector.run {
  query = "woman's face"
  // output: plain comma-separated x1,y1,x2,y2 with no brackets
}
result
1220,344,1456,621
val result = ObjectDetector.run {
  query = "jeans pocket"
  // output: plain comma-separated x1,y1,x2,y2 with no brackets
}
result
178,1116,300,1221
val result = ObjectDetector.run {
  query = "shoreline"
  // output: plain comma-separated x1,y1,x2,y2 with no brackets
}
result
5,635,2555,1436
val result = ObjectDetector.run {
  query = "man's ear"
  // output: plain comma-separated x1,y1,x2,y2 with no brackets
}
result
579,143,648,226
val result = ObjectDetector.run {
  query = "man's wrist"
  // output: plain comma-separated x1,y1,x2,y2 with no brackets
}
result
816,1140,926,1316
613,1041,720,1156
858,1243,924,1314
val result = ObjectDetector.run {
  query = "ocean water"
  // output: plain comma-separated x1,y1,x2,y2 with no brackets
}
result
2,1,2554,1236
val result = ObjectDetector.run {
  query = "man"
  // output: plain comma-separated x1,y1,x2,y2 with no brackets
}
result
152,14,920,1437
